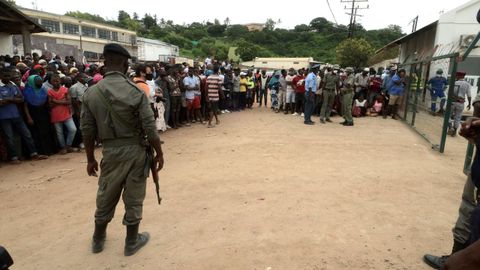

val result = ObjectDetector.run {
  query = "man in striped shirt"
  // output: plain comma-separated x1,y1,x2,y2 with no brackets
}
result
206,66,223,128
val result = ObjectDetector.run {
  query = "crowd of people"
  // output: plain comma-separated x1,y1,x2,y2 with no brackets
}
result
0,52,473,164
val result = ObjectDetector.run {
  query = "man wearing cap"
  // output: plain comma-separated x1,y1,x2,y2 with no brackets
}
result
81,43,164,256
448,72,472,136
354,68,370,100
304,65,319,125
340,68,355,126
320,67,339,124
427,69,448,115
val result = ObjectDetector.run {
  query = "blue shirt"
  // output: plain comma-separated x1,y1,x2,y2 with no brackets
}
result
23,86,48,106
389,75,405,96
305,72,317,93
428,76,448,92
0,83,21,120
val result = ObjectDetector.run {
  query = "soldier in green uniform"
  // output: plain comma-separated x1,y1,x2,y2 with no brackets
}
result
80,44,164,256
340,68,355,126
320,67,339,124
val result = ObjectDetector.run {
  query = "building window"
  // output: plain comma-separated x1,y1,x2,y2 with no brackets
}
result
82,26,96,38
98,29,110,40
83,51,98,60
41,19,60,33
130,35,137,45
31,17,39,24
293,62,299,64
111,32,118,41
63,23,79,35
262,62,268,64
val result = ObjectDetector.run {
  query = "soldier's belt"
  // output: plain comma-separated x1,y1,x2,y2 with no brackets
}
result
103,137,142,148
453,96,465,103
341,89,353,94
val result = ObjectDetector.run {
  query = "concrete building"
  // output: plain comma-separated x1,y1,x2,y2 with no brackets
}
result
241,57,320,70
243,23,265,32
373,0,480,111
137,37,179,62
13,8,138,62
375,0,480,77
0,0,45,56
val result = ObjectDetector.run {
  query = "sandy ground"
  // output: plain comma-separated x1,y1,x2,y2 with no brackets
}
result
0,107,472,270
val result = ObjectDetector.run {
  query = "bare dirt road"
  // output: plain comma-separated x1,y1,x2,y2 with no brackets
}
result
0,107,470,270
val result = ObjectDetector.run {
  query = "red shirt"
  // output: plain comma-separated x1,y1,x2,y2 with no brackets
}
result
292,75,306,94
48,86,72,123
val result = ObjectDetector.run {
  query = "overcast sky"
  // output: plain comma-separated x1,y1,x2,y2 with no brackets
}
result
17,0,471,33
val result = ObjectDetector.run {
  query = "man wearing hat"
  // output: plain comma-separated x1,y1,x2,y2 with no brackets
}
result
320,66,339,124
354,67,370,100
427,69,448,115
340,68,355,126
448,72,472,136
81,43,164,256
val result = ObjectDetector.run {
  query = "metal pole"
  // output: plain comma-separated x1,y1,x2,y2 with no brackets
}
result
403,65,414,120
411,63,423,126
79,20,83,52
439,56,458,153
348,0,355,38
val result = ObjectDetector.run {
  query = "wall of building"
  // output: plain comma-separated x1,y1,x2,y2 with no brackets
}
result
244,57,315,70
432,0,480,76
0,33,13,55
137,38,179,62
398,25,437,64
15,8,137,61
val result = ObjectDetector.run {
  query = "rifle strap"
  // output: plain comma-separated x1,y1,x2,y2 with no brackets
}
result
95,85,136,131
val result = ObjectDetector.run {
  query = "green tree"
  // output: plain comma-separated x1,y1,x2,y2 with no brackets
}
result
207,24,226,37
142,14,157,30
118,10,131,27
265,18,277,31
294,24,311,32
310,17,332,32
226,25,249,38
65,11,106,24
336,38,375,68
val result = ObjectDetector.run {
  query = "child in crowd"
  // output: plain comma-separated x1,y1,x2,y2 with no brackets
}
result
47,74,77,154
367,95,384,117
352,95,368,117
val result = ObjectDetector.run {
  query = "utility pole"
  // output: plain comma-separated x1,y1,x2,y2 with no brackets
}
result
409,16,419,33
341,0,369,38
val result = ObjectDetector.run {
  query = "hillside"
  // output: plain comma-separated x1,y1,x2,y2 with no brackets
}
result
65,11,404,63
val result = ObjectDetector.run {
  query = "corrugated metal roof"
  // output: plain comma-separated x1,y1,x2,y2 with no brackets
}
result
375,21,438,54
0,0,46,34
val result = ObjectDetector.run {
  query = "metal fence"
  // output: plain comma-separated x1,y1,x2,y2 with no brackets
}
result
397,31,480,156
398,54,459,153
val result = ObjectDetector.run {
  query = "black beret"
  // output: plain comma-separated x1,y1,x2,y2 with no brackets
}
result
103,43,131,59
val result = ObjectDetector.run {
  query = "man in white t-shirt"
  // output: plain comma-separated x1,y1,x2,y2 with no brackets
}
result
285,68,296,114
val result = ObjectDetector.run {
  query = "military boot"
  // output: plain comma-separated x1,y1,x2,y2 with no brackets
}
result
92,223,108,253
383,105,390,119
423,240,467,269
392,105,399,120
284,104,290,114
124,224,150,256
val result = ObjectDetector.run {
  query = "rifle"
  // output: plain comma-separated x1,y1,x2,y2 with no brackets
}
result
146,144,162,205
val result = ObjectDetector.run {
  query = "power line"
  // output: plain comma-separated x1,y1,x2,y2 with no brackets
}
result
326,0,338,25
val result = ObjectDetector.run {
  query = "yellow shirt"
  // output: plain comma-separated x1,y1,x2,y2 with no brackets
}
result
239,78,247,92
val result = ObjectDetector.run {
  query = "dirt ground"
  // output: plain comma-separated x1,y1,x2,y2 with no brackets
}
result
0,107,471,270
